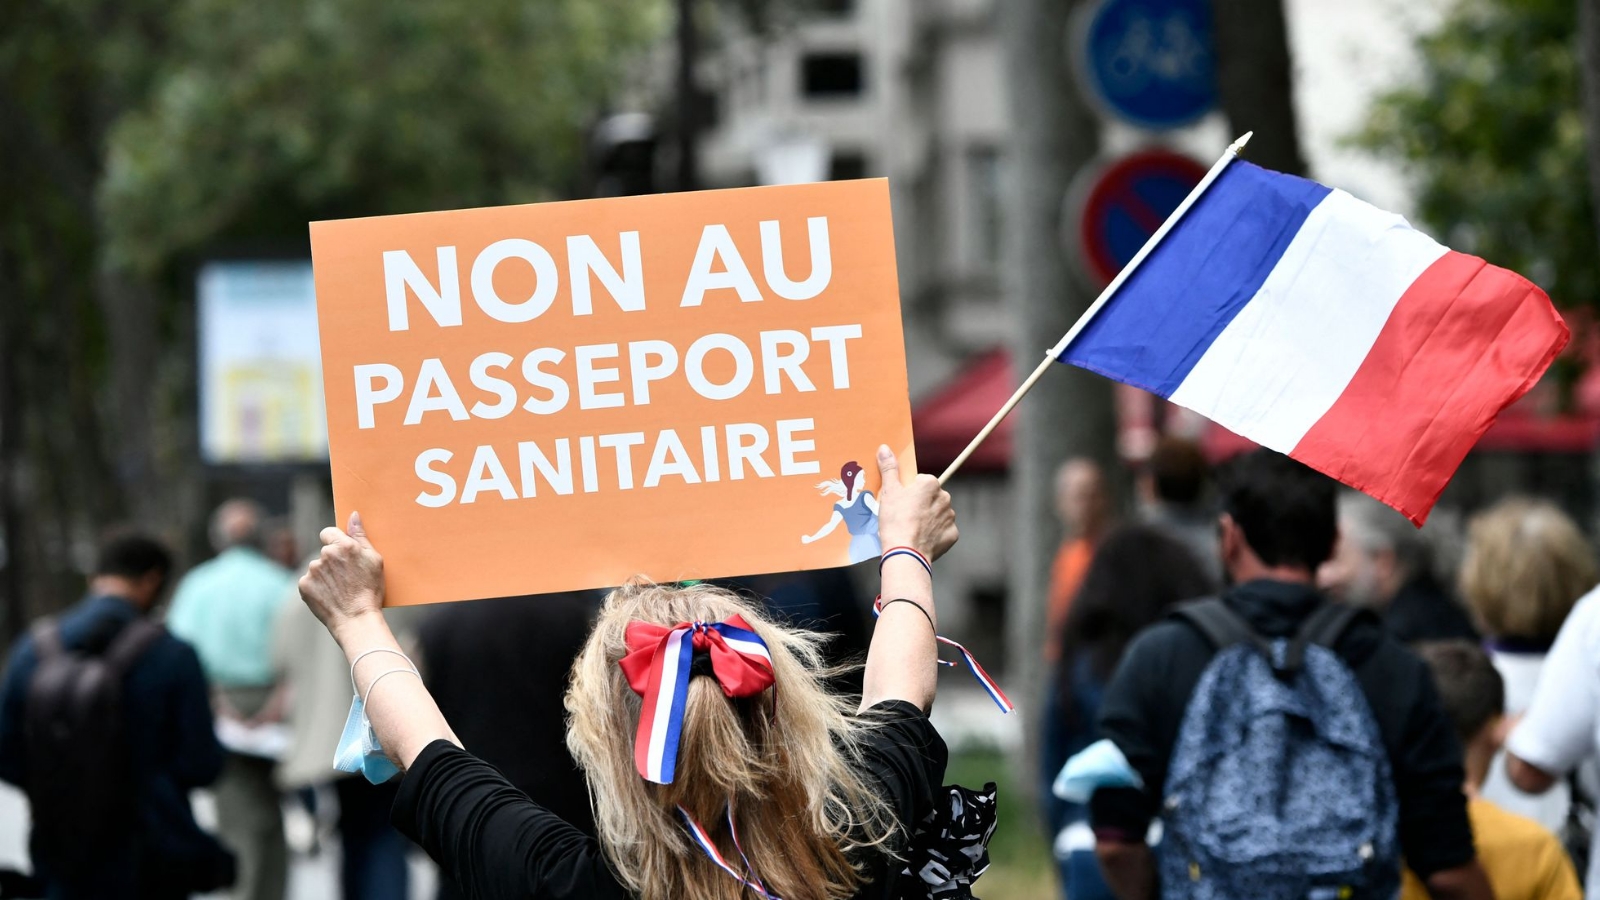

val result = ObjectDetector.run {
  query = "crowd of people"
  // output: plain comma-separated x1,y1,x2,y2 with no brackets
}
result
0,494,873,900
3,436,1600,899
1039,439,1600,900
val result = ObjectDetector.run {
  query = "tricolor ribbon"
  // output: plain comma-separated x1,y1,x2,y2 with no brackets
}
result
872,597,1015,713
619,615,776,784
678,804,783,900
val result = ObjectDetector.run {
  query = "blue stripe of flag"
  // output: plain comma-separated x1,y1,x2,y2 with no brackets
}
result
1059,162,1332,397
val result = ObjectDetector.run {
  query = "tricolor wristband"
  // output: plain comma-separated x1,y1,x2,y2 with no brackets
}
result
880,546,932,578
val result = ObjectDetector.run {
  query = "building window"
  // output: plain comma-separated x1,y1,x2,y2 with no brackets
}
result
968,146,1004,272
829,150,869,181
801,52,864,99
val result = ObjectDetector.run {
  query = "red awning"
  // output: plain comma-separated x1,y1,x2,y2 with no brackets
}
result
914,347,1600,474
912,349,1014,474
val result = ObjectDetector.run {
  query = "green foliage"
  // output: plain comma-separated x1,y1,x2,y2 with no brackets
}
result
99,0,665,275
1359,0,1596,310
0,0,664,598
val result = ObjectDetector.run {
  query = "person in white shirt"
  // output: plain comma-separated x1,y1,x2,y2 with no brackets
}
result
1460,498,1597,834
1506,583,1600,893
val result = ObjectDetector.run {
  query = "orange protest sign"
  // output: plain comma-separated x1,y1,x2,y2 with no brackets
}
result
310,180,915,606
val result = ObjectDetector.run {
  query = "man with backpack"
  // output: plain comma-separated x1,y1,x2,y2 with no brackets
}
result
0,532,234,898
1089,449,1492,900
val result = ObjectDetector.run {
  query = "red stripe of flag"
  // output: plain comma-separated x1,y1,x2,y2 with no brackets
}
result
1290,251,1569,525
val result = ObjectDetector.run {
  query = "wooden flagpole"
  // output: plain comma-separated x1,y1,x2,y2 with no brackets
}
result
936,131,1255,485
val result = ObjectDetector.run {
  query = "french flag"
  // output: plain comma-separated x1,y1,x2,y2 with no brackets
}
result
1061,161,1569,524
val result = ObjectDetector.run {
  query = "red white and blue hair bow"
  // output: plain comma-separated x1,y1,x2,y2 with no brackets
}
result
619,615,775,784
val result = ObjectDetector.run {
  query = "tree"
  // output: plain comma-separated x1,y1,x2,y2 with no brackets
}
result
1209,0,1307,175
1360,0,1595,320
1580,0,1600,257
1001,0,1110,805
0,0,661,629
100,0,662,272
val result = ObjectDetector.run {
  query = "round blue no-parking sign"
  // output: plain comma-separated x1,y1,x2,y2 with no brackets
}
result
1077,0,1217,130
1076,149,1207,286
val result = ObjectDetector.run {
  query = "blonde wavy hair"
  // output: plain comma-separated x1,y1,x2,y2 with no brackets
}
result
565,581,897,900
1460,497,1598,643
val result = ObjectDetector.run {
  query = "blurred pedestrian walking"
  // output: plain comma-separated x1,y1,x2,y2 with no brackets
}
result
1135,437,1221,586
167,500,295,900
1088,449,1489,900
273,584,422,900
416,590,601,900
1041,525,1212,900
0,532,234,898
1403,641,1580,900
1045,457,1112,663
261,518,300,572
1461,497,1598,834
1321,491,1478,643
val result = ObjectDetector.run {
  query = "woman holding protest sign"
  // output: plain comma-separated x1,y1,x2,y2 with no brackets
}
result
299,444,992,900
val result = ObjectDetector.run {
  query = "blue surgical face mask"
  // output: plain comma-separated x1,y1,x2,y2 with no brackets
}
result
1053,738,1143,804
333,694,400,784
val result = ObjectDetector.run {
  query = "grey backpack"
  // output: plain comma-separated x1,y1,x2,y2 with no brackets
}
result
1160,600,1399,900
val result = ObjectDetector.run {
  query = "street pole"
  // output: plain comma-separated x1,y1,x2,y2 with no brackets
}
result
1576,0,1600,537
1210,0,1306,176
1000,0,1110,808
676,0,699,192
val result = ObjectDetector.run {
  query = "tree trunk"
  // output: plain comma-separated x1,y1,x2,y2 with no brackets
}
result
1580,0,1600,247
1576,0,1600,535
1001,0,1112,809
95,264,166,529
1209,0,1306,175
0,254,23,644
676,0,700,191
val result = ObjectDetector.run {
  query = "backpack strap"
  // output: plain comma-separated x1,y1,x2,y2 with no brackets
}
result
1280,602,1365,677
103,619,165,677
1170,598,1274,658
30,620,63,660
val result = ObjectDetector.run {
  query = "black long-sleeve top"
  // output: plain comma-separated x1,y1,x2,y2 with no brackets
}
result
392,700,948,899
418,591,601,836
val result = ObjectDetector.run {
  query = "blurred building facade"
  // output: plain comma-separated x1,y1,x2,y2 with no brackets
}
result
694,0,1008,391
641,0,1565,655
685,0,1012,638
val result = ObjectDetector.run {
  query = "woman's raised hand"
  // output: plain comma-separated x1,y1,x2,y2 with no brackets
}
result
874,445,958,561
299,511,387,637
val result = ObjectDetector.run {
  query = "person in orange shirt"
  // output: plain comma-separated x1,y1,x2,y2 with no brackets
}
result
1403,641,1581,900
1040,457,1113,900
1045,458,1112,663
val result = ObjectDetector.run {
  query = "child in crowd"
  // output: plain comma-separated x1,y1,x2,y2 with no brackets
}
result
1402,641,1581,900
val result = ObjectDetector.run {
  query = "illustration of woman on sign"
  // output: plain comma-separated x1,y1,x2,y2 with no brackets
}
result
801,460,881,564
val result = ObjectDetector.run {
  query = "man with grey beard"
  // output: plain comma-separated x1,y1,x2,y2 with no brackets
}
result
1320,491,1478,644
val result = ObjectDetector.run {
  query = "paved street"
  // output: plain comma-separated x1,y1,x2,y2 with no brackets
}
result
0,783,437,900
